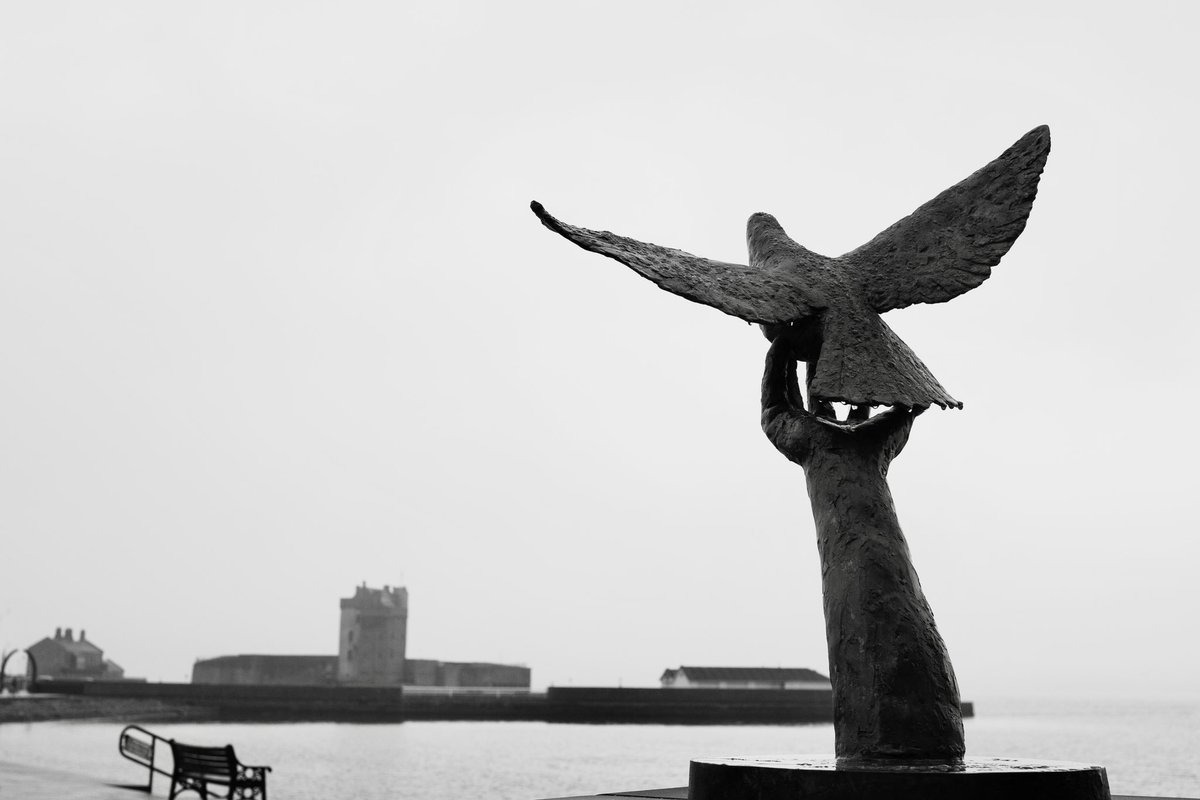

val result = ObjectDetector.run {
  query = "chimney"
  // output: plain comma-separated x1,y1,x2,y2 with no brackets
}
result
65,628,74,641
80,630,87,642
55,627,62,639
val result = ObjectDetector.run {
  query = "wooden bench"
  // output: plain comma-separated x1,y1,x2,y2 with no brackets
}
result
168,740,271,799
119,725,272,798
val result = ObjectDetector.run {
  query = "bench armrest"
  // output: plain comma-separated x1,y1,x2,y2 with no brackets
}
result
236,764,272,781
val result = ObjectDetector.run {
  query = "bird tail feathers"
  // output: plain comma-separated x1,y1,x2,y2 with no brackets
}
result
809,309,962,410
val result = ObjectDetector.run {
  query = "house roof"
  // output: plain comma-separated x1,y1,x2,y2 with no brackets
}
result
30,637,103,657
676,666,829,682
193,654,336,666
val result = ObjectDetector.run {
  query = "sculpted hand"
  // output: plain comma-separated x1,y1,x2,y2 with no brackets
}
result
761,334,923,467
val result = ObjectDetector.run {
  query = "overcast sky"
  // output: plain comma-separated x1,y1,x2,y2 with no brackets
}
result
1,2,1197,703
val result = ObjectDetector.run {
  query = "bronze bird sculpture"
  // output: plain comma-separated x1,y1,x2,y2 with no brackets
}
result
531,125,1050,411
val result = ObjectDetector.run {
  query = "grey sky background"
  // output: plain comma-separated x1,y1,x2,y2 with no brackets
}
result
1,2,1197,701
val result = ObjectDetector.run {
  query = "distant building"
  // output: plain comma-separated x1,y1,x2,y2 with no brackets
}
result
404,659,530,688
660,666,831,689
338,583,408,685
192,655,337,685
190,583,530,689
27,628,126,681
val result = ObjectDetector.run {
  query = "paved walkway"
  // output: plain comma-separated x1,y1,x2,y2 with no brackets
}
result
0,760,157,800
4,764,1190,800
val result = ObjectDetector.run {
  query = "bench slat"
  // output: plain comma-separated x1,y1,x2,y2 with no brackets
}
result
172,743,235,783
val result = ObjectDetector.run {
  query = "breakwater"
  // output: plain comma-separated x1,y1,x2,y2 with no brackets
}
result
0,694,212,724
16,681,972,724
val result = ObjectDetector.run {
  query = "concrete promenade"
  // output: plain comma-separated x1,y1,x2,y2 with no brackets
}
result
3,759,1192,799
0,759,154,800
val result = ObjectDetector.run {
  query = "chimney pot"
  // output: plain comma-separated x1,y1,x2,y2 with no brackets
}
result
65,628,73,641
55,627,62,639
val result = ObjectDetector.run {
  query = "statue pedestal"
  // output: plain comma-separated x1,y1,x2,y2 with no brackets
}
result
689,755,1110,800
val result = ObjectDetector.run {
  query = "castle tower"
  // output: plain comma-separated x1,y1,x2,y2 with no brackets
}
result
337,583,408,685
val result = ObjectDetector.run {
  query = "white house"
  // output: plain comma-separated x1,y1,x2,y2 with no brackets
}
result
660,666,831,689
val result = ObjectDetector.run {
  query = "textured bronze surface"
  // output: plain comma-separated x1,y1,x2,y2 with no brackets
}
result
532,127,1053,767
762,337,962,760
532,125,1049,409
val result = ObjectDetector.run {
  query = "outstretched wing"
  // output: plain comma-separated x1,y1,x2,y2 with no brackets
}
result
844,125,1051,313
531,201,818,324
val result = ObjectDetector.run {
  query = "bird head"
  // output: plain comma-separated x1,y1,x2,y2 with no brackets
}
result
747,212,794,269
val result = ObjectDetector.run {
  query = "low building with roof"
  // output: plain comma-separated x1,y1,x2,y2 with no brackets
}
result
660,666,831,690
191,654,338,685
27,628,127,681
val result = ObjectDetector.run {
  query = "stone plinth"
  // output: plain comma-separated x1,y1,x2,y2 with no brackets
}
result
688,755,1111,800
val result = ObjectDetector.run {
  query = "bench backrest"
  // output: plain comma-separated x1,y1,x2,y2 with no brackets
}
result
170,742,236,783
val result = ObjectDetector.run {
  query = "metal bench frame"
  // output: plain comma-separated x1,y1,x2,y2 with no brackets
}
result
118,724,271,799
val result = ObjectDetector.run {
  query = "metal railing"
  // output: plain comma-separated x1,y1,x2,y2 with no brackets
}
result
118,724,174,793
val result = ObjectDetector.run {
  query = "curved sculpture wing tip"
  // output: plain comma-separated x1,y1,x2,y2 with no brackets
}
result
1025,124,1051,149
530,200,567,235
530,200,559,225
530,200,562,230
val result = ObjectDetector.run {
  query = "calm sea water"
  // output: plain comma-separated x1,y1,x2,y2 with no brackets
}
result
1,696,1197,799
